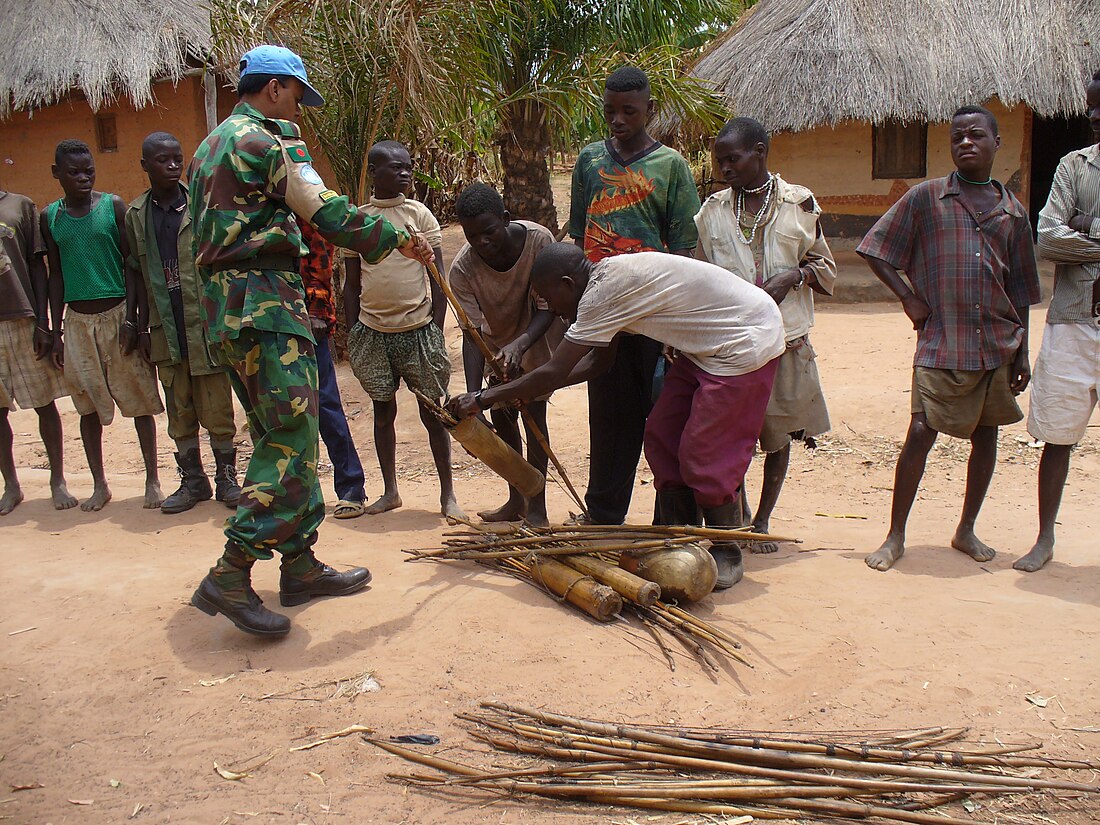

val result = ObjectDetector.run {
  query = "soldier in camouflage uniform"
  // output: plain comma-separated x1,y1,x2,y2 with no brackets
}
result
187,45,434,637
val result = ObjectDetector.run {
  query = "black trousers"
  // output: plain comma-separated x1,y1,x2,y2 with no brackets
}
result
584,334,662,524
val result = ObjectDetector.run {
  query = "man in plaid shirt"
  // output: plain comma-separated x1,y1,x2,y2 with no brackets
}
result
857,104,1041,572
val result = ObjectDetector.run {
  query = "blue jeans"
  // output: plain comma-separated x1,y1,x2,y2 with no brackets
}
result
315,332,366,502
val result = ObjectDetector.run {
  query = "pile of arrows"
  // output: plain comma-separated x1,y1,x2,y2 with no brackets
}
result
370,702,1100,824
405,520,796,674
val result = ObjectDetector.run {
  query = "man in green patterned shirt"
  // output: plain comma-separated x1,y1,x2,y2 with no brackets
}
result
187,45,433,637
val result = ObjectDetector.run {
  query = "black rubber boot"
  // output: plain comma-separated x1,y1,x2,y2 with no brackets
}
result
655,486,702,526
701,501,745,590
279,549,373,607
213,448,241,509
191,547,290,637
161,449,213,514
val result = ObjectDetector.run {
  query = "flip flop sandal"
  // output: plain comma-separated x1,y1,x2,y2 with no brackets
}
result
333,499,367,520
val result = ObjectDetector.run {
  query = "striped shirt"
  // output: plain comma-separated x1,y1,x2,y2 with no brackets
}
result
1036,143,1100,323
857,173,1041,371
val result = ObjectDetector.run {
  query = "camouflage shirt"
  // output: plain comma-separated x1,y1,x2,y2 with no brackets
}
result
187,101,409,343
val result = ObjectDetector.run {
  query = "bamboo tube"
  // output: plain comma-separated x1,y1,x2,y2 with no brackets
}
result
415,249,588,514
446,415,545,498
561,554,661,606
528,557,622,621
485,704,1100,793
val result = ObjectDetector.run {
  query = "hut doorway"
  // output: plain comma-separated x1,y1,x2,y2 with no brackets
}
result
1029,114,1091,229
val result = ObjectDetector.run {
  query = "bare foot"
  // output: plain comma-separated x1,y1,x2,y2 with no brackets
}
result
0,486,24,515
81,484,112,512
51,481,78,510
143,481,164,509
365,492,401,515
478,500,526,523
1014,537,1054,573
866,534,905,571
441,494,467,521
951,528,996,563
748,522,779,554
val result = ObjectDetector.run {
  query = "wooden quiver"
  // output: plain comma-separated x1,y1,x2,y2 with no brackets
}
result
446,416,545,498
619,543,718,602
529,557,622,621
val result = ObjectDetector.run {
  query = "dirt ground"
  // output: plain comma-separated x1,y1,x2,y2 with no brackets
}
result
2,238,1099,822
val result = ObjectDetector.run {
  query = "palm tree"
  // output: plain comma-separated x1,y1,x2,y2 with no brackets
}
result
470,0,738,231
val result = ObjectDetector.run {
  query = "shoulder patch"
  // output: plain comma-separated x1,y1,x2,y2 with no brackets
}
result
286,144,312,163
299,164,323,185
319,189,339,203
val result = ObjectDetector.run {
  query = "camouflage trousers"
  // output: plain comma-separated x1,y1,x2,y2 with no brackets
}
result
213,328,323,560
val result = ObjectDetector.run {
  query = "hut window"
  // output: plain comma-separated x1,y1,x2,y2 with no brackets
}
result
872,121,926,179
94,114,118,153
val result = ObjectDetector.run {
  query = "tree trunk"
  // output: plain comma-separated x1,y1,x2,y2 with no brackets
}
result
498,101,559,233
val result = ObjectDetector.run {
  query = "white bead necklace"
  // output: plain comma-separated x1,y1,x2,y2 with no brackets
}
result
735,174,775,245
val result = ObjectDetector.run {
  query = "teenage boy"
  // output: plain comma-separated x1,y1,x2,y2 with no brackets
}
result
187,45,433,637
298,217,368,519
1015,71,1100,572
0,186,76,514
451,244,785,589
43,139,164,512
857,105,1041,572
345,140,462,519
450,183,555,526
569,65,700,525
695,117,837,552
126,131,241,515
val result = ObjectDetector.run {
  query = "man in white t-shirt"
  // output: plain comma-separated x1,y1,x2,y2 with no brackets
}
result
451,243,785,589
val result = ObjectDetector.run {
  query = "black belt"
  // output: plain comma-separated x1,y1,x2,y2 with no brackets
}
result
210,254,299,273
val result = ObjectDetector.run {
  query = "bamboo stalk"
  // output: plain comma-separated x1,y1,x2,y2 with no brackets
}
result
469,727,1057,797
561,522,799,543
484,704,1100,793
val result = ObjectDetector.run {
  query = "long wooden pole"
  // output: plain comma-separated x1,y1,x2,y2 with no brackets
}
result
411,237,587,515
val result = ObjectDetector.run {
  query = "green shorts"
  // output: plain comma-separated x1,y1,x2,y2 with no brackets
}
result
348,321,450,403
911,363,1023,439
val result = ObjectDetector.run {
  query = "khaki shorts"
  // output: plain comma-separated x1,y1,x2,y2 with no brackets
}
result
911,363,1022,439
759,336,831,453
0,317,65,411
1027,321,1100,446
64,302,164,425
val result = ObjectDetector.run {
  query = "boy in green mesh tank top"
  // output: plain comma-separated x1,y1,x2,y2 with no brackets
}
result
42,140,164,512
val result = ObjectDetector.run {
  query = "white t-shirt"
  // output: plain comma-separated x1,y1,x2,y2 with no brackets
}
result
565,251,785,376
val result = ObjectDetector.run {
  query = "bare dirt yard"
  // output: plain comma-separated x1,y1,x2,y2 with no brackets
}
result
1,248,1098,823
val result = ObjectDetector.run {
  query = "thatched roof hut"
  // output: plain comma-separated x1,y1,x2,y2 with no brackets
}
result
688,0,1100,131
0,0,212,116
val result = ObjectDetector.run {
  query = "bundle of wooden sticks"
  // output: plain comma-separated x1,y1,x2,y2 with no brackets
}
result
370,702,1100,824
406,521,796,674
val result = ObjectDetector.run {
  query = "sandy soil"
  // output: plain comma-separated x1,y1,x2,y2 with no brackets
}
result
2,257,1098,822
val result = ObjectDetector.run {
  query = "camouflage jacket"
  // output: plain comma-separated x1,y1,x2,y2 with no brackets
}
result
187,101,409,344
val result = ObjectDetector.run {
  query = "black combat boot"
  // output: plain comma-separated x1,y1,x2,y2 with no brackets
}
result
213,448,241,508
701,500,745,590
279,549,372,607
161,449,213,514
191,546,291,637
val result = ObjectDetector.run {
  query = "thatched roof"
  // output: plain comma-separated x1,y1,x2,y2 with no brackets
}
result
686,0,1100,131
0,0,212,116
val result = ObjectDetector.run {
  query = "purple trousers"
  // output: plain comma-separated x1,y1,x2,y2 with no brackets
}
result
643,355,779,508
